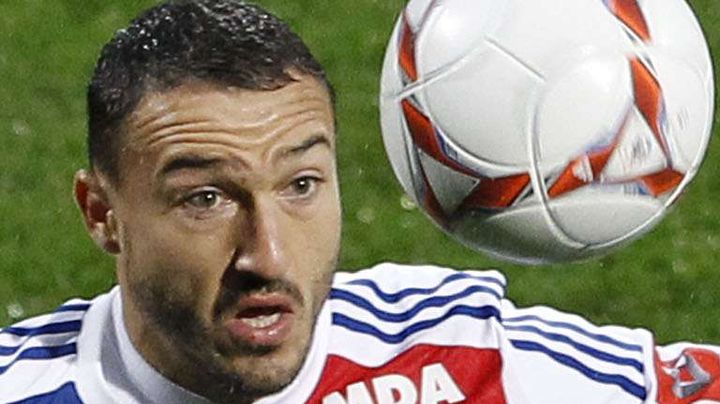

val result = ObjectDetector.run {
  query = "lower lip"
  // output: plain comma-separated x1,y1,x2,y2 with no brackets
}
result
225,312,294,347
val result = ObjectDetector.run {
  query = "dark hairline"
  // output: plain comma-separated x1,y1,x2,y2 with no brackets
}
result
87,0,336,185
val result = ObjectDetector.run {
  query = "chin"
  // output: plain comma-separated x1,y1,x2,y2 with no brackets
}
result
204,333,310,403
143,310,311,403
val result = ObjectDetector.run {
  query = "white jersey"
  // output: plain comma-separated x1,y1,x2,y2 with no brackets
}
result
2,263,719,403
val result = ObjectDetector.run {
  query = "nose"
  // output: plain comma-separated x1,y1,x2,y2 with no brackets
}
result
232,195,288,280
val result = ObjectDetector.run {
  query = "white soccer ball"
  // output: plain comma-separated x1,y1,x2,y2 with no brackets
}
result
380,0,714,264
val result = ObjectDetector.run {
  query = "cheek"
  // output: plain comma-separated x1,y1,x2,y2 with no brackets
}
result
292,192,341,288
119,214,236,314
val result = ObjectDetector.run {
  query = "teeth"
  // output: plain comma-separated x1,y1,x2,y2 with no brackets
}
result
240,313,281,328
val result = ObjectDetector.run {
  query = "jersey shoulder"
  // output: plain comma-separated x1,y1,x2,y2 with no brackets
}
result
329,262,507,351
309,264,508,403
0,297,95,403
499,301,655,403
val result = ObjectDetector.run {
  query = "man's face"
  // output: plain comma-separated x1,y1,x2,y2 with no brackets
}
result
97,76,340,402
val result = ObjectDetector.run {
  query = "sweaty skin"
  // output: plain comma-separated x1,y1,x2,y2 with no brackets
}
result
75,76,341,403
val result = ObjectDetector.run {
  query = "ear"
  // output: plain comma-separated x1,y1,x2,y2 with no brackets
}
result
74,169,121,254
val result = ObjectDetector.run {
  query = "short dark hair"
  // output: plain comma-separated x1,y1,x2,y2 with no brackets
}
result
87,0,334,182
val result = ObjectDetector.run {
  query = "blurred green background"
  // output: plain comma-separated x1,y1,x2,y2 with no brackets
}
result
1,0,719,345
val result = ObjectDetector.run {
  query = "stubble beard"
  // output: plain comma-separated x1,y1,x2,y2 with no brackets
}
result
124,267,335,404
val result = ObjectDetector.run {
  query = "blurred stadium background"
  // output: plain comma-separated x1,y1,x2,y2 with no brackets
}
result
1,0,719,344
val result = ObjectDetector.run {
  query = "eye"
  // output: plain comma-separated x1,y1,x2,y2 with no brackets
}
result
185,189,225,210
283,176,322,199
293,177,315,195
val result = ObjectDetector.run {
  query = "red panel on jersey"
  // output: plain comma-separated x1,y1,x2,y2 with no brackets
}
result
631,58,671,156
460,173,530,210
306,344,507,404
608,0,651,41
399,14,419,83
655,348,720,403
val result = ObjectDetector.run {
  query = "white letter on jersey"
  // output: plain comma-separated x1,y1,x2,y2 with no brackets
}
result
420,363,466,404
323,382,374,404
372,374,417,404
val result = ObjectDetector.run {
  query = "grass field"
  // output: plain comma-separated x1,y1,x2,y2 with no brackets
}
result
1,0,720,345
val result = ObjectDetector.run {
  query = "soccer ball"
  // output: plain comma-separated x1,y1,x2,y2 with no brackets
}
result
379,0,714,264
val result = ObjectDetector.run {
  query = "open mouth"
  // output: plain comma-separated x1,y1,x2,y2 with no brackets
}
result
225,294,296,346
237,306,285,329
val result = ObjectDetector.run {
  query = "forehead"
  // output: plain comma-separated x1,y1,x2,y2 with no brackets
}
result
118,77,335,172
131,77,333,136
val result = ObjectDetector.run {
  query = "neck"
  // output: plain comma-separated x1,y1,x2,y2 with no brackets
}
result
113,290,214,404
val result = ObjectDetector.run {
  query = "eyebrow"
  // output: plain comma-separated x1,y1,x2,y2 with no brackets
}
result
278,134,331,160
158,135,332,177
159,155,223,177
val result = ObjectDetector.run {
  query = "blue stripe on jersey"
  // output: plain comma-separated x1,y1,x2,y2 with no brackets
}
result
510,339,646,400
9,382,82,404
332,305,500,344
330,284,501,322
503,314,643,353
0,344,21,356
345,272,505,304
0,343,77,376
505,324,643,372
1,321,82,338
54,303,91,313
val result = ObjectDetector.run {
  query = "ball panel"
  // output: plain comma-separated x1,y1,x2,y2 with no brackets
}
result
597,109,668,182
398,15,420,83
404,0,437,31
605,0,650,41
458,173,531,210
380,18,405,99
644,52,713,173
379,98,417,204
380,19,418,203
489,0,632,80
416,0,510,77
545,141,619,200
418,148,480,215
641,0,713,80
629,58,671,157
415,164,448,224
637,168,684,198
450,205,586,264
399,98,477,177
429,125,532,178
546,191,662,245
420,47,541,166
535,54,633,167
